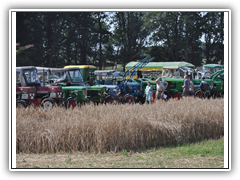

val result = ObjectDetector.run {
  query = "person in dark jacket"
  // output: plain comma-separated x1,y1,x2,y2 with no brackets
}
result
200,77,209,99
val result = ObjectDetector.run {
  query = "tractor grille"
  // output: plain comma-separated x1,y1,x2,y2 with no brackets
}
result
87,90,99,97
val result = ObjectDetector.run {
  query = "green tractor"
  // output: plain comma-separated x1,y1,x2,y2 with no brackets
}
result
160,66,224,99
194,69,224,98
136,66,224,100
36,67,106,107
197,64,224,81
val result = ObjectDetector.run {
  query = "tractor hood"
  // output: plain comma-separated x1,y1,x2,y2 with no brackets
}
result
62,86,87,90
126,82,141,86
95,85,119,89
86,86,105,90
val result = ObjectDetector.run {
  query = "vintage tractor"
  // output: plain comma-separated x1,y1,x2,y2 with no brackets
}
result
194,69,224,98
159,66,224,99
36,67,88,108
94,70,124,104
36,67,106,106
117,57,155,104
61,67,107,105
16,66,65,110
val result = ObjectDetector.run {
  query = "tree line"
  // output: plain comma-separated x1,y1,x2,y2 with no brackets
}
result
16,11,224,70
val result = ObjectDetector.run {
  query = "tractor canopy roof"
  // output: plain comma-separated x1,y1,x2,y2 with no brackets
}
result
16,66,37,72
64,65,97,70
94,70,123,77
125,61,195,70
203,64,224,68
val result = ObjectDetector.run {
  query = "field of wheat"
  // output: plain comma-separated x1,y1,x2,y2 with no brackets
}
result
16,98,224,154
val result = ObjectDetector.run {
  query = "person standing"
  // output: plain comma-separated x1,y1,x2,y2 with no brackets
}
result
200,77,209,99
143,81,153,104
159,77,168,90
189,77,194,96
156,78,165,101
182,75,190,97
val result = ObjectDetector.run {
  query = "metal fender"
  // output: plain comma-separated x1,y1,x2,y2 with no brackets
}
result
40,95,50,103
123,94,130,99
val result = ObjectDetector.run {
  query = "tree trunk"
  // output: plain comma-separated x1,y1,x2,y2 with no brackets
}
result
98,14,103,70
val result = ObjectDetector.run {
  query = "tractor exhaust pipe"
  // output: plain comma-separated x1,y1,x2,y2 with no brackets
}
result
43,69,45,87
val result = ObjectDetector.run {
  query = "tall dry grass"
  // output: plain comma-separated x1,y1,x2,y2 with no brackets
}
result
16,98,224,153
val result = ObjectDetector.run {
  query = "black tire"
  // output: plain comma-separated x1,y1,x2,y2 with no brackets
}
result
86,98,96,105
16,100,28,108
194,90,202,98
105,97,114,105
41,98,55,110
172,92,182,100
124,95,135,104
65,98,78,109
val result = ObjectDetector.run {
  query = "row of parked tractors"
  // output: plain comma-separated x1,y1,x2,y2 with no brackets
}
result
16,57,224,110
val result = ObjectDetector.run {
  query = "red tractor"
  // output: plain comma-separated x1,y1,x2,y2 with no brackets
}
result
16,66,65,110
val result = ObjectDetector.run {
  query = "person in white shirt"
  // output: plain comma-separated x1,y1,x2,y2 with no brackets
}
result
159,77,168,90
156,78,165,100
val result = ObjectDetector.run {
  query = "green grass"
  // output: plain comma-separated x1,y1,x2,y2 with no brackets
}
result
16,137,224,168
158,138,224,156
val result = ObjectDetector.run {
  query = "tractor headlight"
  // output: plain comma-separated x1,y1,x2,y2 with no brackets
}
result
30,93,34,99
58,92,62,97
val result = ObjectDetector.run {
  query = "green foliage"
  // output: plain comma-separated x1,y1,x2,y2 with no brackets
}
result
65,155,72,164
16,11,224,68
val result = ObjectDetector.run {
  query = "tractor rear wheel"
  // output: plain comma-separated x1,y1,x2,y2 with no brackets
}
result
41,98,55,110
17,100,28,108
172,92,182,100
195,90,202,98
124,95,135,104
65,98,78,109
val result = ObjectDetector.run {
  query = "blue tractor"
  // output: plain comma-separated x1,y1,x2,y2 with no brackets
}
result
118,57,155,104
94,70,124,104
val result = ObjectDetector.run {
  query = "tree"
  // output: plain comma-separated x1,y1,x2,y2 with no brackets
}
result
202,12,224,65
91,12,112,69
111,12,152,71
16,11,224,69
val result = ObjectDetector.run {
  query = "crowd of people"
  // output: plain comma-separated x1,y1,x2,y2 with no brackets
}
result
143,75,209,103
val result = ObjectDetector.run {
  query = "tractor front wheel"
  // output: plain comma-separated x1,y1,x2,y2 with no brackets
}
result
17,100,28,108
105,97,114,105
41,98,55,110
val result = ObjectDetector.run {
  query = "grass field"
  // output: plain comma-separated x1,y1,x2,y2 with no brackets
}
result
16,137,224,168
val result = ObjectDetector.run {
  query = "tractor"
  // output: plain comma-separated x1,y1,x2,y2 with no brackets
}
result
16,66,65,110
117,57,155,104
94,70,124,104
194,69,224,98
159,66,224,99
36,67,106,106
